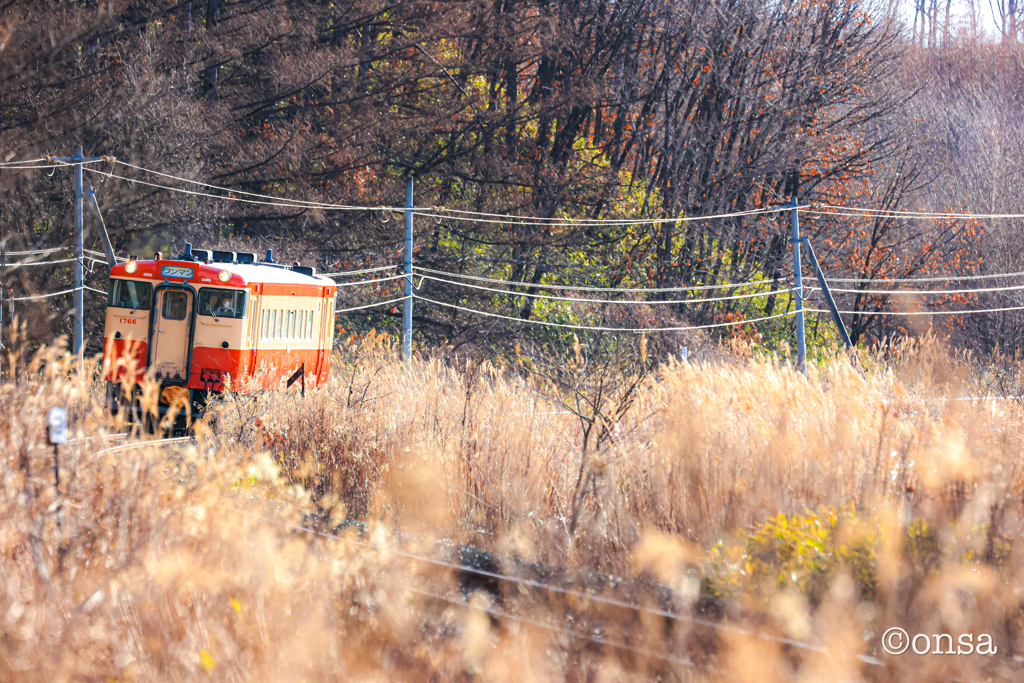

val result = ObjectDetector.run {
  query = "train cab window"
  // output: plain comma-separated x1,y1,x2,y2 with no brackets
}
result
108,279,153,310
198,288,246,319
162,291,189,321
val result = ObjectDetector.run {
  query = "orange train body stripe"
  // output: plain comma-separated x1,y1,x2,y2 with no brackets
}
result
104,339,330,390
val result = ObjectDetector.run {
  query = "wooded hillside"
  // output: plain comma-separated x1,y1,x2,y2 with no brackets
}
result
1,0,1021,357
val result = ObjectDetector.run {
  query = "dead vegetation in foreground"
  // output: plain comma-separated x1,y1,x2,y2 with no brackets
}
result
2,337,1024,681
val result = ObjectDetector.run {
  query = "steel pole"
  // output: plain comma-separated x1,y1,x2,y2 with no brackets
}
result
801,236,853,349
74,146,84,371
791,199,806,374
402,176,413,363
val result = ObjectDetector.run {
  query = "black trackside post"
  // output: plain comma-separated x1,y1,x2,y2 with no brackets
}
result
53,443,61,532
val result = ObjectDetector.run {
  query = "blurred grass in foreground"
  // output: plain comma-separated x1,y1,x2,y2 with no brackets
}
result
1,334,1023,681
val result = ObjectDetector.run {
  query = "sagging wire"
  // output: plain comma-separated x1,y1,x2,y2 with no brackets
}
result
808,282,1024,296
332,273,407,287
808,304,1024,317
809,204,1024,220
417,271,796,305
419,204,788,227
321,265,399,277
412,293,796,333
334,296,409,315
413,265,778,293
110,160,406,213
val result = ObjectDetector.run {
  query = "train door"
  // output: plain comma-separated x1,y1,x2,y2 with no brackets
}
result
315,291,332,380
149,286,194,382
314,297,324,379
247,287,260,375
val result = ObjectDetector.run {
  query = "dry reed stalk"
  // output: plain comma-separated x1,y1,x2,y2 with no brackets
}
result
0,336,1022,680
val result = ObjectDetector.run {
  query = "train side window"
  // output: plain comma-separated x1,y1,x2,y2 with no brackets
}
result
290,311,297,340
261,310,267,339
277,310,284,339
108,279,153,310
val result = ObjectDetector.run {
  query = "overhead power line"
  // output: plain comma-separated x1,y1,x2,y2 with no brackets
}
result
113,160,796,226
809,282,1024,296
417,271,796,305
412,293,795,332
0,157,48,166
809,204,1024,220
335,295,408,314
821,270,1024,284
416,205,788,227
321,265,399,277
111,160,405,212
3,246,71,257
333,272,407,287
116,159,793,225
810,303,1024,316
86,167,400,212
0,157,111,170
10,286,81,301
413,266,777,293
6,257,78,269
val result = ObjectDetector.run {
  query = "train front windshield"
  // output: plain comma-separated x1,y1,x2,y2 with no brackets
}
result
198,288,246,319
108,279,153,310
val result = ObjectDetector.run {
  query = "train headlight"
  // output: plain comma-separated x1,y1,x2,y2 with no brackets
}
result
218,270,231,283
125,261,137,274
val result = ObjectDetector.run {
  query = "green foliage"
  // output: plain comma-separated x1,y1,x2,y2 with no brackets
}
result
703,506,879,606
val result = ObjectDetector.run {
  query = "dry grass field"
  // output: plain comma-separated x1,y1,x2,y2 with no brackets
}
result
2,336,1024,681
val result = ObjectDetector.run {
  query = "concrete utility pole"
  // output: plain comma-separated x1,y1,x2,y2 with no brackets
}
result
47,147,109,372
403,176,414,363
791,198,806,374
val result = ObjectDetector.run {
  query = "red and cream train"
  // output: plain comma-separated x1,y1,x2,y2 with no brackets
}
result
103,244,337,418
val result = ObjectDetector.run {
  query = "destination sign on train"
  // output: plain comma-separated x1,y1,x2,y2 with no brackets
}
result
161,265,194,279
